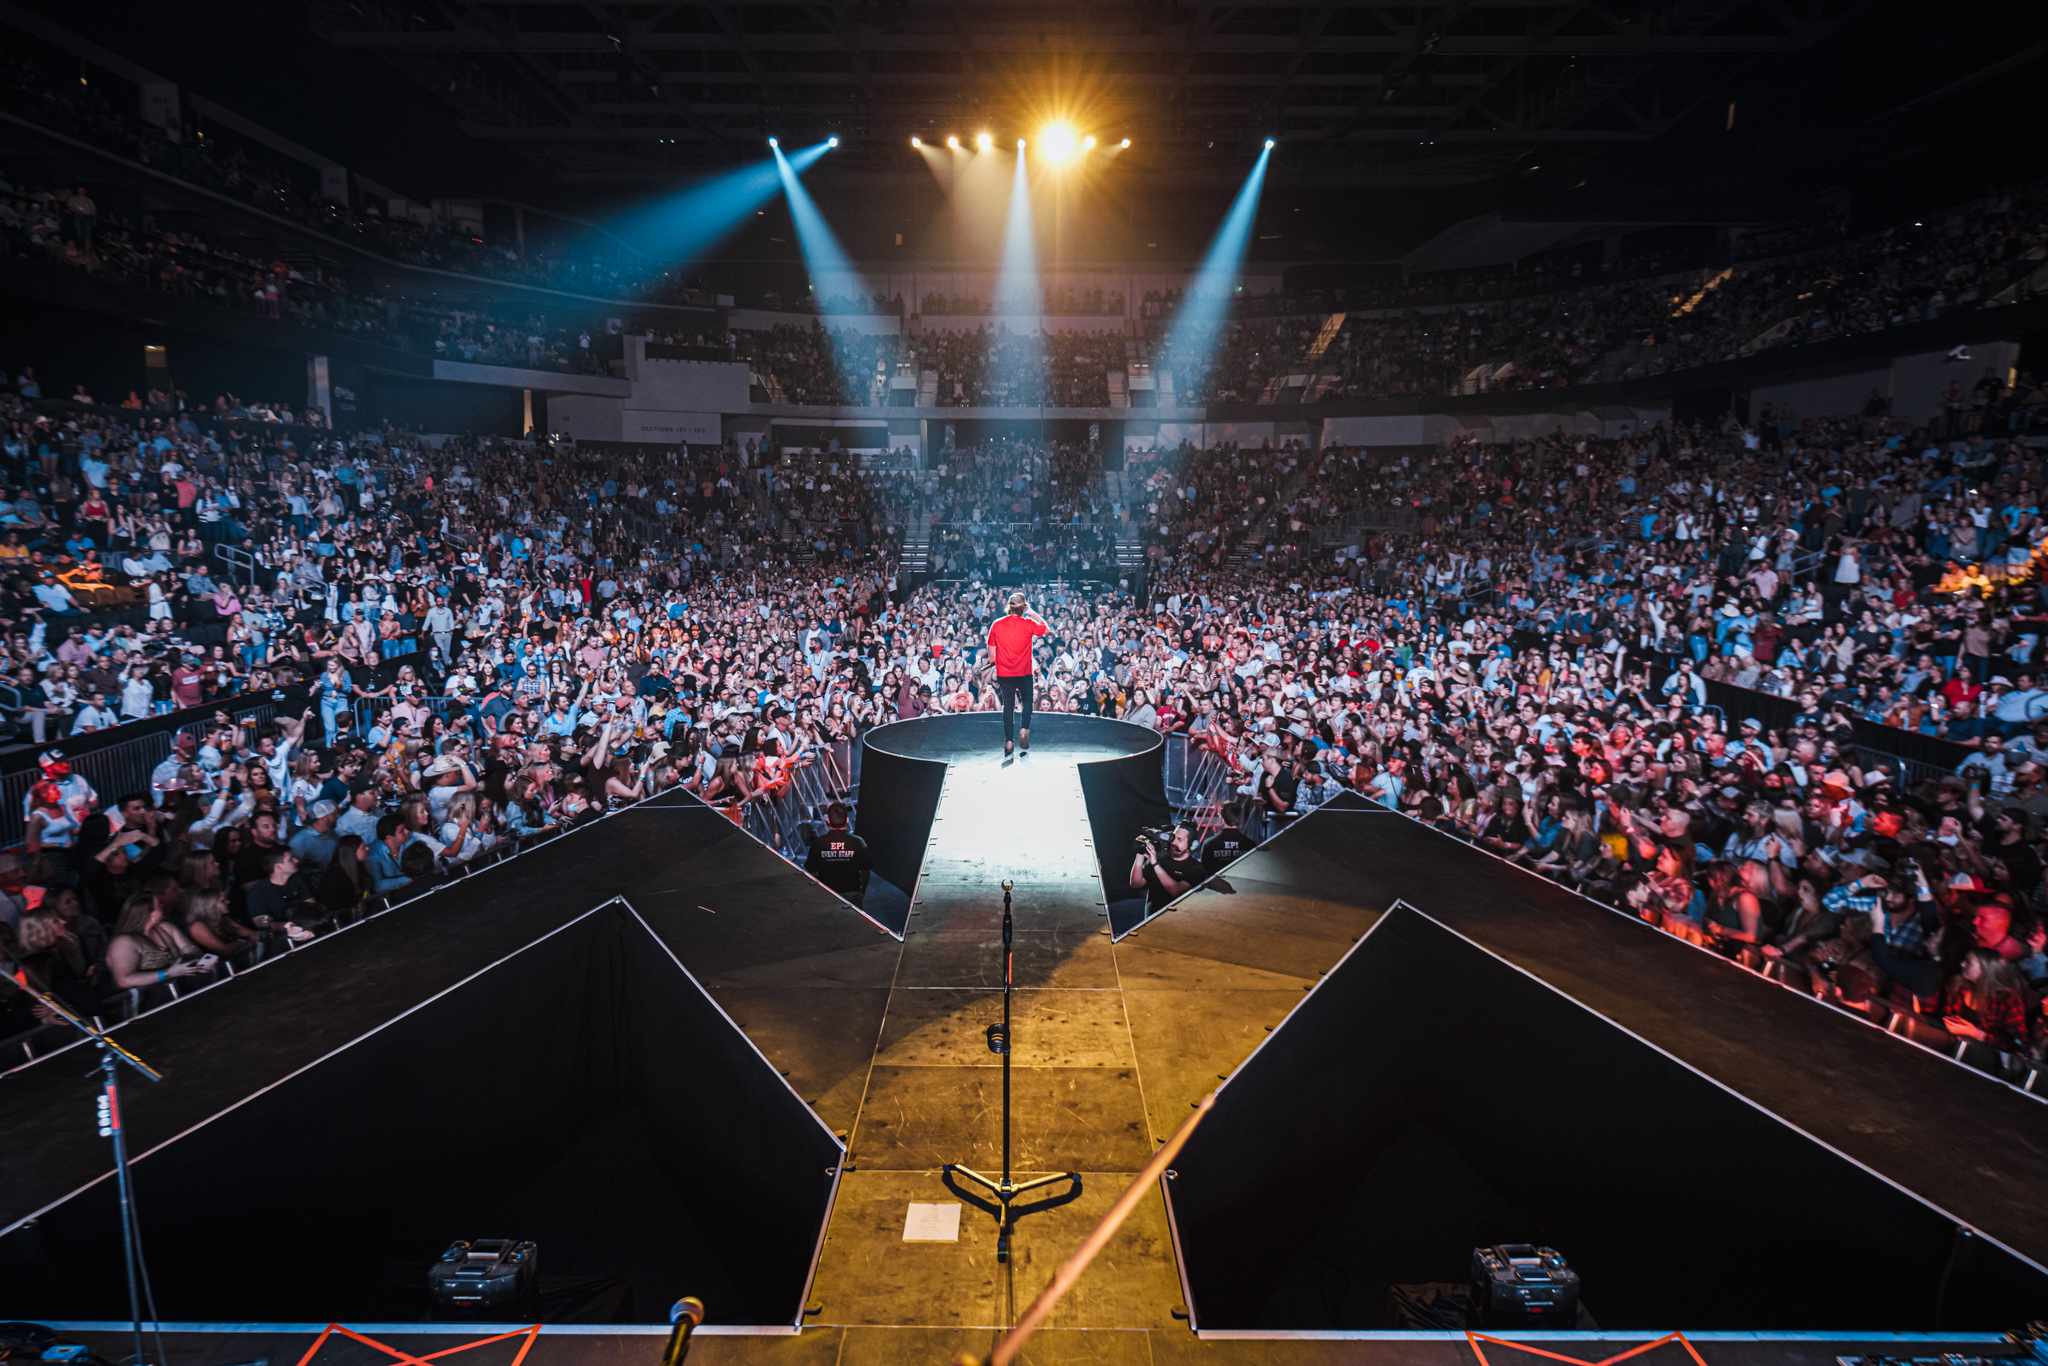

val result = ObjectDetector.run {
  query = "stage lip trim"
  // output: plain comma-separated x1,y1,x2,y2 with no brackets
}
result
31,1323,800,1336
1188,1331,2011,1342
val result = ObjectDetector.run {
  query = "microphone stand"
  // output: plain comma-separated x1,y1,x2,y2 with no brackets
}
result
5,956,165,1366
944,881,1078,1263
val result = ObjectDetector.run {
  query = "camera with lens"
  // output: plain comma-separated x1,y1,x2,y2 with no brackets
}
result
1134,824,1178,853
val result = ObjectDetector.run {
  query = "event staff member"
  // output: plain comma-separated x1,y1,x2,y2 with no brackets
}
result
1200,801,1254,874
986,591,1049,756
804,802,872,905
1131,823,1204,912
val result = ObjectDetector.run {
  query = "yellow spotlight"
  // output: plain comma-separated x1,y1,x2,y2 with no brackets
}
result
947,135,961,149
976,132,993,151
910,136,922,148
1040,122,1079,164
1082,134,1096,151
1121,137,1131,148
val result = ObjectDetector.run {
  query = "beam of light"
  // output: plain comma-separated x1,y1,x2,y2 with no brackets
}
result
1160,141,1273,406
993,143,1043,409
770,139,873,401
602,146,823,261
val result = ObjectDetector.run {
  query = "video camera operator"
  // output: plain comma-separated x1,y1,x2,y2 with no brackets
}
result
1201,800,1254,875
1130,822,1203,912
804,801,871,906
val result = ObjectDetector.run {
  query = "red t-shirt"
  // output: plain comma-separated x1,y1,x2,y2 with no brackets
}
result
987,613,1047,677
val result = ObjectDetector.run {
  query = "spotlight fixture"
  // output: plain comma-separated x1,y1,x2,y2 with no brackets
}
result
1121,137,1131,148
768,136,779,148
1264,138,1276,149
910,136,922,148
1083,135,1096,150
976,132,993,150
1016,137,1026,150
947,135,961,149
1040,122,1079,164
828,136,839,148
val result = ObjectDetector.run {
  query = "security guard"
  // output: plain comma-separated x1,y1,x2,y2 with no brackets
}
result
804,801,871,905
1201,801,1255,875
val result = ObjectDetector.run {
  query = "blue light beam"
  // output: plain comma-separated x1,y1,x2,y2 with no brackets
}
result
605,144,826,261
1161,142,1274,402
770,140,873,401
994,144,1044,408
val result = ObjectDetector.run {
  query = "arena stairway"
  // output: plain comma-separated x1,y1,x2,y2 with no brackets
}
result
900,525,932,574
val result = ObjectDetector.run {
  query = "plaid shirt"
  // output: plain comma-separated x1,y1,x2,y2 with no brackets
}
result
1824,883,1939,957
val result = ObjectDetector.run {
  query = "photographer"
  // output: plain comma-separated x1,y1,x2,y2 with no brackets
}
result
804,801,872,906
1201,800,1254,874
1130,822,1204,912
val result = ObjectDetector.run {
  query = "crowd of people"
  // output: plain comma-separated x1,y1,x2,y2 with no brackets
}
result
2,321,2048,1073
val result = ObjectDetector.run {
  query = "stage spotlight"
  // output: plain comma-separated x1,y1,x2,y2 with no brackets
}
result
768,137,779,148
1041,122,1079,164
947,135,961,149
910,136,922,148
1264,138,1276,149
977,132,993,151
1016,137,1026,150
1121,137,1131,148
828,136,839,148
1083,135,1096,151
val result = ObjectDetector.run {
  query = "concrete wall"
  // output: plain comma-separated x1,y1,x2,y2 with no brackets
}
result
548,393,623,443
1746,368,1892,424
622,410,721,444
626,354,752,412
914,314,1129,335
726,309,902,336
1889,342,2020,426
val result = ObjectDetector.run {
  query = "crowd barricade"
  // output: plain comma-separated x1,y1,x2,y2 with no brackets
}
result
0,694,289,847
0,775,661,1074
737,743,856,862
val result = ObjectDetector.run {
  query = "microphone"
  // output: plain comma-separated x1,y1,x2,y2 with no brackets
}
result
663,1297,706,1366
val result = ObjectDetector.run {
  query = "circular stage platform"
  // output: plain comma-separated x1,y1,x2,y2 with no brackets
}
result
854,713,1171,938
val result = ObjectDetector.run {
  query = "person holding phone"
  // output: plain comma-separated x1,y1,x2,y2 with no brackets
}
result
105,892,209,990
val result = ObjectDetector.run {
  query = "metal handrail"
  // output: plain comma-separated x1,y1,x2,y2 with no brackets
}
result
212,544,258,587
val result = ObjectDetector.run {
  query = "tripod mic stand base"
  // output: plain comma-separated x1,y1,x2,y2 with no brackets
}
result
942,1165,1080,1264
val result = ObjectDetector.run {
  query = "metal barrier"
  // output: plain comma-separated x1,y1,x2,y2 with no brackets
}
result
2,698,282,848
736,740,858,861
1162,733,1243,835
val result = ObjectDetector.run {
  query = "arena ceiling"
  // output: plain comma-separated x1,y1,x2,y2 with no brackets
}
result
302,0,1865,187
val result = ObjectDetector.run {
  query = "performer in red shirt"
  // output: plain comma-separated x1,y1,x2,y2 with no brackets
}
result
985,591,1049,756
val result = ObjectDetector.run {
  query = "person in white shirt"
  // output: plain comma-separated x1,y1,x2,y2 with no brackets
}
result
119,665,155,721
71,691,119,733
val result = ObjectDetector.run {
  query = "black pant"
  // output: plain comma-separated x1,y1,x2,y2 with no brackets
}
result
997,673,1033,744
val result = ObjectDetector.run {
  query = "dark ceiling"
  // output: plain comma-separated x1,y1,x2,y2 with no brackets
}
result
300,0,1866,188
7,0,2048,263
